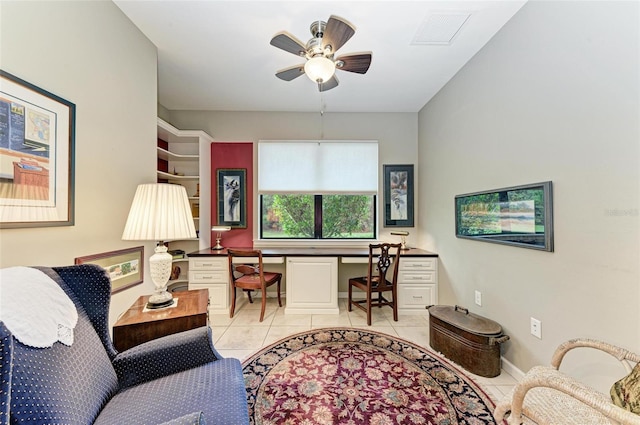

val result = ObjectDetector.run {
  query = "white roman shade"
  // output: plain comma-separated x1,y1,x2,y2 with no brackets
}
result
258,140,378,194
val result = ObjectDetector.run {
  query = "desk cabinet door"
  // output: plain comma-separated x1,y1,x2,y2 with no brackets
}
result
285,257,338,314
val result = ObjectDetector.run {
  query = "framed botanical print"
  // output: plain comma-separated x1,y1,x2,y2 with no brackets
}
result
216,168,246,228
384,164,414,227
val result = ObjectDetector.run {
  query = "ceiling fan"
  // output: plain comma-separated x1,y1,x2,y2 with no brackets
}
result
270,15,372,92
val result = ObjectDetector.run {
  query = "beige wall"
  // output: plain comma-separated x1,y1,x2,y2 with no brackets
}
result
418,0,639,389
165,110,419,248
0,1,159,326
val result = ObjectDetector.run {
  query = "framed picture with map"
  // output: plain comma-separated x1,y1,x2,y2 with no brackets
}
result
0,70,76,228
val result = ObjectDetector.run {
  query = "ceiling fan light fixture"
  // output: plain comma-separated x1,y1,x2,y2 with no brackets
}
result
304,56,335,83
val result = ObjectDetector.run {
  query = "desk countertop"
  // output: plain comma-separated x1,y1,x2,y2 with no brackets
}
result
188,247,438,257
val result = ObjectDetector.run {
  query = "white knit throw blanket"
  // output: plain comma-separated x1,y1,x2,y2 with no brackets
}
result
0,266,78,348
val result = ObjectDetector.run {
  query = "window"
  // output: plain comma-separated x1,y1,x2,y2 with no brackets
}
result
258,140,378,240
261,194,376,239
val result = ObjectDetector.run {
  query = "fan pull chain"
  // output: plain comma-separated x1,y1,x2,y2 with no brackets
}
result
319,93,325,140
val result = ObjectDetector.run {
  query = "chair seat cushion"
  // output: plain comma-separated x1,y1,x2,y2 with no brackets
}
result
94,358,248,425
350,276,389,289
497,373,618,425
235,272,280,286
611,362,640,413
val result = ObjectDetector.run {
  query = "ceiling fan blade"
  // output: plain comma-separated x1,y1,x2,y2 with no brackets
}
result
336,52,372,74
270,31,307,56
275,64,305,81
322,15,355,54
318,75,339,92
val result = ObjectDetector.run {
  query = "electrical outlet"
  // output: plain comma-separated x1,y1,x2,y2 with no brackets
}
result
474,290,482,306
530,317,542,339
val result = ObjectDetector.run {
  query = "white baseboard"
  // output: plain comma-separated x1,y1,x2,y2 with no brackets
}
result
500,356,525,381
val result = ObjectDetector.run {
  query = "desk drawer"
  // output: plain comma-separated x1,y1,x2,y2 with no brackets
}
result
398,285,435,308
190,258,226,271
399,258,436,271
399,270,436,284
190,270,227,283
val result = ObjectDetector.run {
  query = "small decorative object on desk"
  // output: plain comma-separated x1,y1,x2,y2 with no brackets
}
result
168,249,185,259
170,265,181,281
211,225,231,250
391,231,409,250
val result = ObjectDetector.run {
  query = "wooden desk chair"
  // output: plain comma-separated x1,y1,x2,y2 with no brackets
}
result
227,249,282,322
348,243,402,326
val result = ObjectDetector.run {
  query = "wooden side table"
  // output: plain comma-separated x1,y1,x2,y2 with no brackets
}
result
112,289,209,352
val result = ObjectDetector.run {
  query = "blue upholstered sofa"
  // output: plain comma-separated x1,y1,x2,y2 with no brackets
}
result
0,264,249,424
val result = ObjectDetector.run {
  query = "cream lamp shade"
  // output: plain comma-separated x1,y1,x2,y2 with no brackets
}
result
122,183,196,307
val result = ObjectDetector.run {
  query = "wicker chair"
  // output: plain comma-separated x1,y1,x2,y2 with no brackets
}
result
494,339,640,425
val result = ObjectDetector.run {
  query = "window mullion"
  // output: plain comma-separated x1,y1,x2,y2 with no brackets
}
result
314,195,322,239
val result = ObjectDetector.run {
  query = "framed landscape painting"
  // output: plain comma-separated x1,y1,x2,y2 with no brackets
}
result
0,70,76,228
455,181,554,252
384,164,414,227
75,246,144,293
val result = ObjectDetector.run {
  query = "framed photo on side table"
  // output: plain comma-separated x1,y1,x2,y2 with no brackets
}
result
384,164,414,227
75,246,144,294
0,70,76,228
216,168,247,228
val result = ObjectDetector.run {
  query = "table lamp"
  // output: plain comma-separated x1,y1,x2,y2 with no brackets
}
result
390,231,410,250
211,226,231,250
122,183,196,308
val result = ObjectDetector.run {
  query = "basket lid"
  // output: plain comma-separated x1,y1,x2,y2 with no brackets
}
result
428,305,503,336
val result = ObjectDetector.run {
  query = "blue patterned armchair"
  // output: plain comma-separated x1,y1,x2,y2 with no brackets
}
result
0,264,249,425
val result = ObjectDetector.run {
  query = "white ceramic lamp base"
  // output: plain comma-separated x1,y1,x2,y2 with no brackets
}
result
148,244,174,306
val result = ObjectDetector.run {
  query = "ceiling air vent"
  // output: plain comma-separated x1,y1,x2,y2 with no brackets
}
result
411,12,471,45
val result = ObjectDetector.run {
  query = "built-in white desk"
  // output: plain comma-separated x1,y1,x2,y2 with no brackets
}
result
187,247,438,315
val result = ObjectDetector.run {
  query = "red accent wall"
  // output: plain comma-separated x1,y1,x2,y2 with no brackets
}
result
211,142,254,248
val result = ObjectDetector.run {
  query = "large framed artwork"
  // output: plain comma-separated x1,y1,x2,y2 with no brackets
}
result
0,70,76,228
75,246,144,294
217,168,246,228
384,164,414,227
455,181,554,252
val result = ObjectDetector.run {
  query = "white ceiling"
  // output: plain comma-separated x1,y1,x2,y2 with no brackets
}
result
114,1,527,113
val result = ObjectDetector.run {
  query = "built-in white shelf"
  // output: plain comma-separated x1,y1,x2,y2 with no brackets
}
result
157,170,199,181
157,147,199,162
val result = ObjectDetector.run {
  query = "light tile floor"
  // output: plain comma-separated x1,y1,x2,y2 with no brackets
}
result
210,297,518,403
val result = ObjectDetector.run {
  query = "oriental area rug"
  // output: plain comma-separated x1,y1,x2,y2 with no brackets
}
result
243,328,502,425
